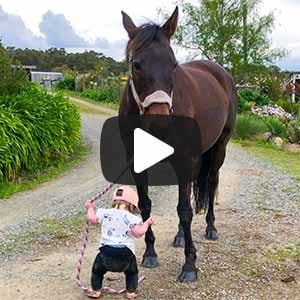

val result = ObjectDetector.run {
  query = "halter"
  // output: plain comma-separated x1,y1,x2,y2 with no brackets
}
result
128,54,174,115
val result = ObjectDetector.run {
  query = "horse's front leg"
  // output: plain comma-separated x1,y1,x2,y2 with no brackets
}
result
177,182,198,282
173,223,185,248
136,184,158,268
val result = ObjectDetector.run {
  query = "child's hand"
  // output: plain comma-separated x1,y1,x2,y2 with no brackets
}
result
146,216,154,226
85,200,94,210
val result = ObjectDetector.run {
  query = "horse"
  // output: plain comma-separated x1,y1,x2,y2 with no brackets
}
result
119,7,237,282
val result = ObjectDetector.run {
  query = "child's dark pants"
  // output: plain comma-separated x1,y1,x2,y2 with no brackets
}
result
91,245,138,292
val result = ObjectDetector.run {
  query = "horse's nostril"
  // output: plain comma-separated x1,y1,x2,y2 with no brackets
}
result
144,103,170,115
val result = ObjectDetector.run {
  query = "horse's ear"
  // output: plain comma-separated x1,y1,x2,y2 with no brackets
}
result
122,11,138,39
162,6,179,39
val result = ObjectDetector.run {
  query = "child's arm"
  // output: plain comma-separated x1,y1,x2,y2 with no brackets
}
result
131,217,154,238
85,200,99,225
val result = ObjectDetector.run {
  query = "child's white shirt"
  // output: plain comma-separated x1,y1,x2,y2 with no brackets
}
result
96,208,143,254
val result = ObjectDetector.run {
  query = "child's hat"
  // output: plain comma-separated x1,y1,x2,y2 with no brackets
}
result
112,186,139,208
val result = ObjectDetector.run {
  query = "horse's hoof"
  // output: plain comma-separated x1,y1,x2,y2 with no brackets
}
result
205,229,219,240
142,256,158,268
178,270,198,282
173,235,185,248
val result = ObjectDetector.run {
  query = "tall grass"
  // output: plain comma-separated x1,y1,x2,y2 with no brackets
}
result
0,85,81,182
264,117,287,138
233,114,268,140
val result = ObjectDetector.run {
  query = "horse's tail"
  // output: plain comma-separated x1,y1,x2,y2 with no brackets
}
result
192,154,210,214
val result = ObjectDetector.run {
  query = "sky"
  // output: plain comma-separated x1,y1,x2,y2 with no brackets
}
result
0,0,299,70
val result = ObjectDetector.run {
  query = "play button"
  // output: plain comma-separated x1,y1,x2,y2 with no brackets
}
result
134,128,174,173
100,115,201,186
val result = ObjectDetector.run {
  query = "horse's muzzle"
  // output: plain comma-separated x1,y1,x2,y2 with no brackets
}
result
144,103,171,115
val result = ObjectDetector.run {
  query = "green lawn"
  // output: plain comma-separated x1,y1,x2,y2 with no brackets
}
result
64,90,119,110
232,139,300,183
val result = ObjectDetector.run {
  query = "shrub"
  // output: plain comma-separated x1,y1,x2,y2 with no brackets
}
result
82,79,120,103
238,89,272,113
239,89,271,106
56,76,75,91
0,44,29,96
233,114,268,140
0,85,81,182
276,100,300,117
287,119,300,144
263,117,287,138
251,104,294,122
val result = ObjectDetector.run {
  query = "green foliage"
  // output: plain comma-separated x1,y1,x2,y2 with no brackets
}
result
238,89,271,113
0,85,81,182
56,76,76,91
277,100,300,117
174,0,286,82
7,47,127,75
287,119,300,144
263,117,287,138
233,114,268,139
0,44,29,95
81,77,120,103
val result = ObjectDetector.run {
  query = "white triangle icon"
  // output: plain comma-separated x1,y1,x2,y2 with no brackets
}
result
134,128,174,174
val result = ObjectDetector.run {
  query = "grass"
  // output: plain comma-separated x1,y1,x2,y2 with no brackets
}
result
266,242,300,262
232,139,300,183
39,214,85,240
233,114,268,140
64,90,119,110
0,143,86,199
0,213,85,257
70,99,111,115
239,242,300,279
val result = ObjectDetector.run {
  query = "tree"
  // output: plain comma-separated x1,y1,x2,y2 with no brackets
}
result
0,42,28,95
174,0,286,82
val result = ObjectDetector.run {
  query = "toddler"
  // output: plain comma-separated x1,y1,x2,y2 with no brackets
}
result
85,186,153,299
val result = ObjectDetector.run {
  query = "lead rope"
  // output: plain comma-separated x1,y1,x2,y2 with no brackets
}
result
75,160,145,294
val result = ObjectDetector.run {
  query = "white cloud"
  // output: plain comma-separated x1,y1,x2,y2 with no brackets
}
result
0,0,299,69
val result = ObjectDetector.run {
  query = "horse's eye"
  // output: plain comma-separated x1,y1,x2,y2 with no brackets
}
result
133,61,142,71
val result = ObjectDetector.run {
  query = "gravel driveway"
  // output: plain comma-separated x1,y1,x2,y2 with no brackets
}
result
0,113,299,300
0,114,108,253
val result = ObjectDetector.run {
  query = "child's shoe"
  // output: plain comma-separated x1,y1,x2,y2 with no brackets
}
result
126,291,138,299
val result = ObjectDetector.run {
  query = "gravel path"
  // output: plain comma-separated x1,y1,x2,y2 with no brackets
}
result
0,114,108,255
0,113,299,300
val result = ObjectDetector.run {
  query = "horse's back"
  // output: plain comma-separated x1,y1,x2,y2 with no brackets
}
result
174,60,236,152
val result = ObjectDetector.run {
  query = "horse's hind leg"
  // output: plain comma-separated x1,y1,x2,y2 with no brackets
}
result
173,151,209,248
205,131,229,240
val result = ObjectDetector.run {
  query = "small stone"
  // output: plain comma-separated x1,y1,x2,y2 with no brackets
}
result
272,137,283,147
262,132,272,141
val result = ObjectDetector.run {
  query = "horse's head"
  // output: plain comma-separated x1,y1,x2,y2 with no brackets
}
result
122,7,178,116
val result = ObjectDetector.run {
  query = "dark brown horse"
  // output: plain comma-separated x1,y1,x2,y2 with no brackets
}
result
119,7,237,282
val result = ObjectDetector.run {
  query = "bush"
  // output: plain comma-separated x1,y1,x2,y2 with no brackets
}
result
239,89,271,106
276,100,300,117
81,77,120,103
287,119,300,144
251,104,294,122
0,85,81,182
263,117,287,138
0,44,29,96
56,76,75,91
233,114,268,140
238,89,272,113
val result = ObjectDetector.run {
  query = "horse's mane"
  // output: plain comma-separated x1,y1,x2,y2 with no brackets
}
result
125,23,161,61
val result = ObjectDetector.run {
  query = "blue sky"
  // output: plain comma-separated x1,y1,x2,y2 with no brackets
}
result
0,0,299,70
